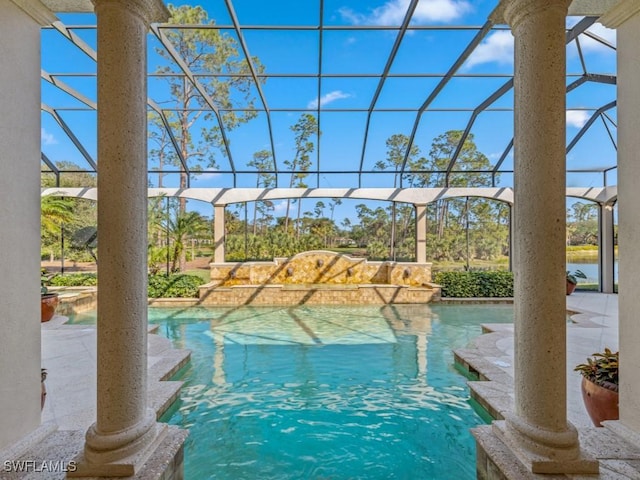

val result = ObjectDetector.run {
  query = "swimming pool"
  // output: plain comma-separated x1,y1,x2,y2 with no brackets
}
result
70,304,514,479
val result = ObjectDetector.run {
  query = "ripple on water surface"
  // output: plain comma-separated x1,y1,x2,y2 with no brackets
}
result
151,304,515,479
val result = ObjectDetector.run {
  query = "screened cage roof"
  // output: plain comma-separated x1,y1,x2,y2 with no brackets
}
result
40,0,618,191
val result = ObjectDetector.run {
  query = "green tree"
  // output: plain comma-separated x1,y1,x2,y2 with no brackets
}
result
148,113,177,188
426,131,494,241
41,161,97,189
41,196,75,261
283,114,318,236
329,198,342,222
150,4,263,268
571,202,598,223
164,210,210,272
353,204,391,256
41,162,97,262
374,134,427,259
314,201,325,218
567,201,598,245
247,150,275,234
374,134,427,188
151,4,263,210
148,196,172,274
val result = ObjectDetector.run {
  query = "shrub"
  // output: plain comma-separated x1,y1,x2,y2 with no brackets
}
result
433,270,513,298
148,274,203,298
49,272,204,298
49,273,97,287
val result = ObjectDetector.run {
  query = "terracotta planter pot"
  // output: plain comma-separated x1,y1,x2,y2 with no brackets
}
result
581,377,619,427
566,281,577,295
41,293,59,322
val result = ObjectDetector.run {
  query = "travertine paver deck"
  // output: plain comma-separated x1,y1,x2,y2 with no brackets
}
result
41,316,190,430
455,291,619,429
42,292,618,431
35,293,622,479
455,292,636,479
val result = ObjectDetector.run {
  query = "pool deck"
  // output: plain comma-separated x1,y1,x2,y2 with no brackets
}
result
0,319,192,479
454,291,619,429
31,293,629,478
41,317,191,430
454,292,640,479
40,292,618,432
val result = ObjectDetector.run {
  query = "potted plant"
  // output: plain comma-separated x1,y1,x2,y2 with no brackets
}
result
574,348,619,426
41,270,59,322
566,269,587,295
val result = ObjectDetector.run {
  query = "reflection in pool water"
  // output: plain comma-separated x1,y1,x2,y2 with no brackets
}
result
71,304,514,479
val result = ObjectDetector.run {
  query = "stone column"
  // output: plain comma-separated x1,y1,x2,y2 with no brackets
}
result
492,0,597,473
600,0,640,439
214,204,226,263
70,0,169,476
415,204,427,264
0,0,55,451
598,202,615,293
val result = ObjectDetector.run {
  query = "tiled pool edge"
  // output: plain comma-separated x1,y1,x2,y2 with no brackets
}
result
29,320,192,480
455,303,640,479
438,297,514,304
2,427,188,480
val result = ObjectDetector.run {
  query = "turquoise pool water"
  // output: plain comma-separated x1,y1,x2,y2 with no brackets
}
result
70,304,514,479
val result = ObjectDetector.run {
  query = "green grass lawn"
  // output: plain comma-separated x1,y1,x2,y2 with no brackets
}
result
183,269,210,283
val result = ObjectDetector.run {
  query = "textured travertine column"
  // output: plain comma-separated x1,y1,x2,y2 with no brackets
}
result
0,0,54,451
214,205,226,263
600,0,640,439
70,0,169,476
493,0,597,474
415,204,427,264
598,203,615,293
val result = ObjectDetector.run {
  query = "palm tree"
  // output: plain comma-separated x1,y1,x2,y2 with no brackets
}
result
41,196,74,235
164,210,210,272
41,195,74,261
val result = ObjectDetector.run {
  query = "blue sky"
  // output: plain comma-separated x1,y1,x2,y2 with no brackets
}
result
40,0,618,221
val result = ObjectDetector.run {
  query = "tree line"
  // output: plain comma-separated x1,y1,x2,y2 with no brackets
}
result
40,5,601,272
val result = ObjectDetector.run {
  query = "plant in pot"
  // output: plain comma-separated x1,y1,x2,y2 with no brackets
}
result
574,348,618,427
566,269,587,295
41,270,59,323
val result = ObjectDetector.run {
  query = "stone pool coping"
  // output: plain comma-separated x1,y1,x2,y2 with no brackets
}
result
0,318,192,479
41,317,191,430
454,292,640,479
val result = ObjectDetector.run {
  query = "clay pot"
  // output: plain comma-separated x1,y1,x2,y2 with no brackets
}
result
581,377,619,427
566,281,577,295
41,293,59,322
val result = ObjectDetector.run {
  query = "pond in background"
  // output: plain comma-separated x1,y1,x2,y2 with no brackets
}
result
567,258,619,285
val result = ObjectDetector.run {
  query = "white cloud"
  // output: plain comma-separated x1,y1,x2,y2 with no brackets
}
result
464,30,513,69
566,110,590,128
272,200,288,212
339,0,471,26
581,23,616,53
307,90,351,109
193,172,221,182
41,128,57,145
